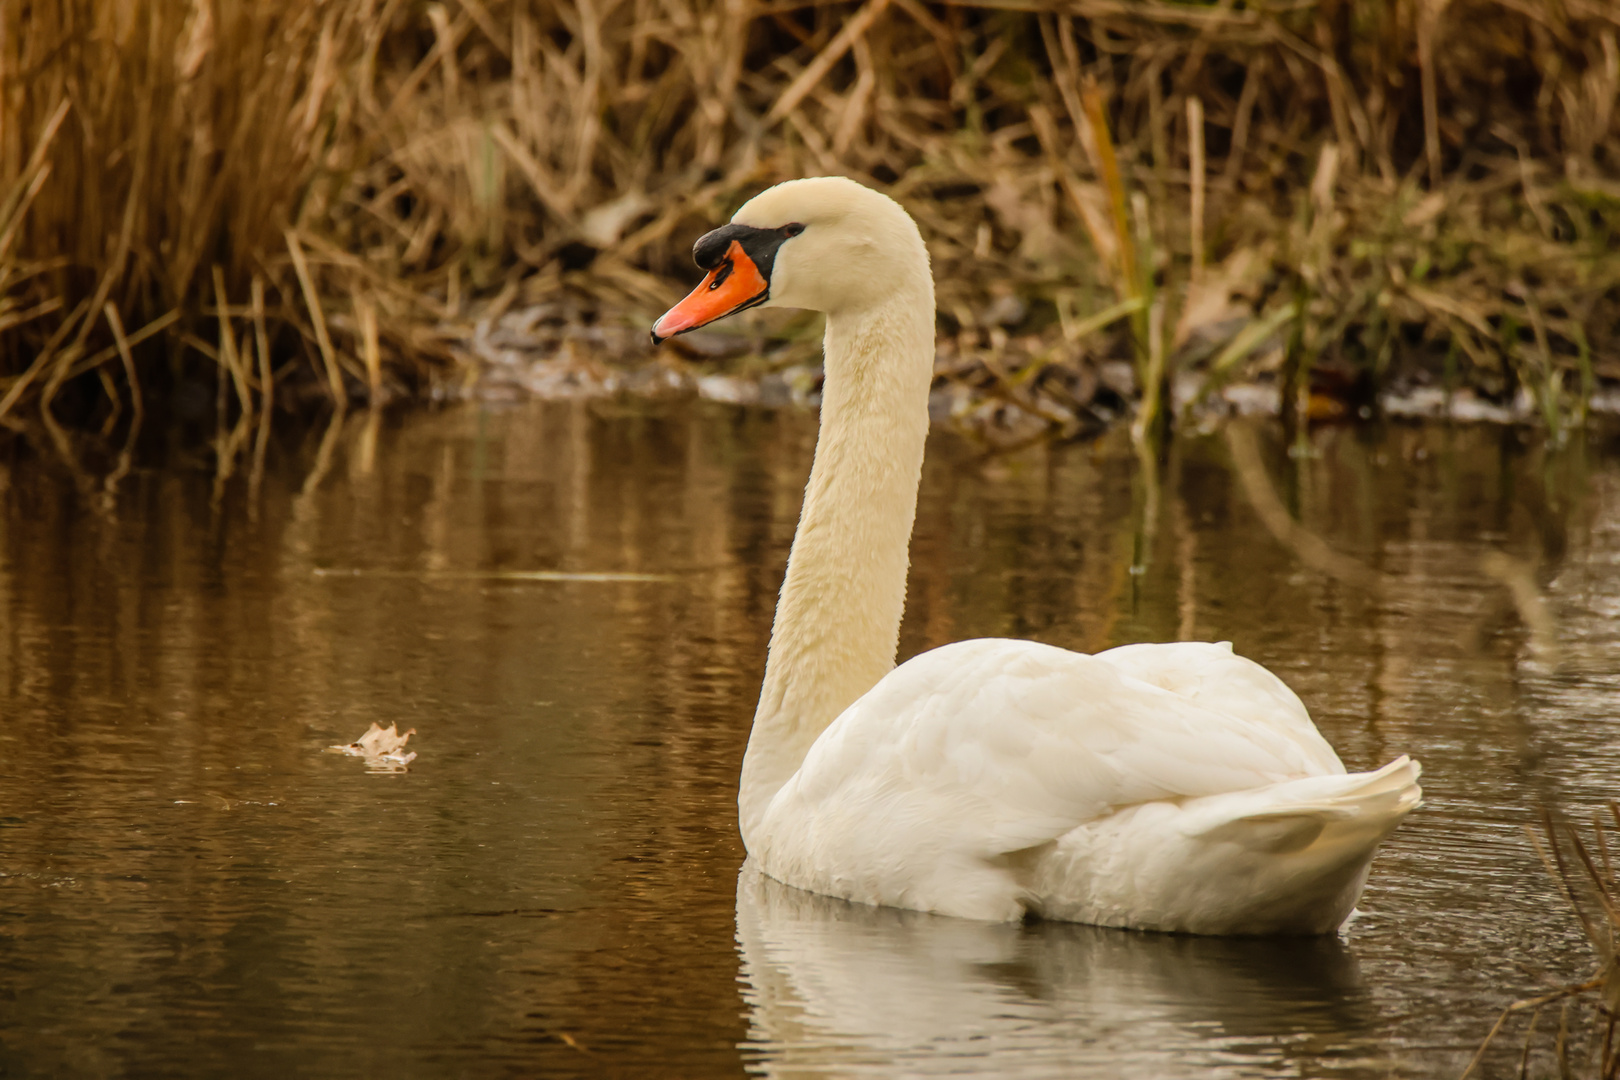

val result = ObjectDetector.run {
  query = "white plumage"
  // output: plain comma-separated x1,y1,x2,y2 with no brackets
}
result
658,176,1421,934
755,639,1418,932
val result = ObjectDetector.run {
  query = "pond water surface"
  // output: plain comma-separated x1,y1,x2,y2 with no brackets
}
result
2,402,1618,1078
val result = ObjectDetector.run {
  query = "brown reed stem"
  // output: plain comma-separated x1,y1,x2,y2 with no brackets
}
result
285,229,347,410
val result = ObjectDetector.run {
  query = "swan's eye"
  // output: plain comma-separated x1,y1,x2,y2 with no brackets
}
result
780,223,805,238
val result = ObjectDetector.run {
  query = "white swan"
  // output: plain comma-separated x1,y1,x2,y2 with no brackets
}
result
652,176,1421,934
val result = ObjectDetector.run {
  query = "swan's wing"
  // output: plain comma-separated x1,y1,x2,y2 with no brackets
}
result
1094,640,1344,774
774,638,1344,861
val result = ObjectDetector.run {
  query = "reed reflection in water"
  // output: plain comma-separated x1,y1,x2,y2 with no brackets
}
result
0,400,1615,1078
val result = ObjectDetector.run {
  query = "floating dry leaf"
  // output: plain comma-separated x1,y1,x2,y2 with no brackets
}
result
328,722,417,771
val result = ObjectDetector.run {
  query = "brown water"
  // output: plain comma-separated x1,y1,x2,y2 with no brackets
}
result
1,402,1617,1079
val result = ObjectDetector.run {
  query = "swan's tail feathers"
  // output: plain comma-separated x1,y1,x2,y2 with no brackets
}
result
1191,756,1423,854
1030,758,1422,934
1166,756,1422,934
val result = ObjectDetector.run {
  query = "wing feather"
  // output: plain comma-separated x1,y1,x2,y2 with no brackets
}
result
770,638,1344,864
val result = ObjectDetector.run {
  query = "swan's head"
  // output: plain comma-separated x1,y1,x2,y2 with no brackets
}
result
651,176,929,343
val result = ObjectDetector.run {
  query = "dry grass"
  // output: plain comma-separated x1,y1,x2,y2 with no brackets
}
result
3,0,1618,455
1463,808,1620,1080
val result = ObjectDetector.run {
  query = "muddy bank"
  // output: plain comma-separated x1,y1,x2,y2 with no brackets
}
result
447,297,1620,447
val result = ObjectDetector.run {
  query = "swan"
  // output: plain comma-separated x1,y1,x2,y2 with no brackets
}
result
652,175,1421,934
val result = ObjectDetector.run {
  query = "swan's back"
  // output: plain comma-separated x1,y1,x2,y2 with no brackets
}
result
1095,640,1345,775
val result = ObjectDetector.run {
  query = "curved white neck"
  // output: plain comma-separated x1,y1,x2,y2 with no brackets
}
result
739,285,935,847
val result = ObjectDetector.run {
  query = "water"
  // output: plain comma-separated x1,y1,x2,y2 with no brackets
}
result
1,402,1616,1078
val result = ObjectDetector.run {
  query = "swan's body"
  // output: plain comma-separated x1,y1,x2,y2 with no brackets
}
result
654,176,1420,934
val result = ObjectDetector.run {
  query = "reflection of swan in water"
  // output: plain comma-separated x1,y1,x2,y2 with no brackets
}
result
735,865,1381,1078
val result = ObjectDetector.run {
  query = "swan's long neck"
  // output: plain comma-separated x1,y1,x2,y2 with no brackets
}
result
739,282,935,847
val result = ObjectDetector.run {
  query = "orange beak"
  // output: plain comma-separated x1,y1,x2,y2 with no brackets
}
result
650,240,769,343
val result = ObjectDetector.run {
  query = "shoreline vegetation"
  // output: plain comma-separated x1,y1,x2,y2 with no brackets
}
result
3,0,1618,459
1464,809,1620,1080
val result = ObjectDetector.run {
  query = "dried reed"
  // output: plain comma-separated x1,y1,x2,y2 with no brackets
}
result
1463,807,1620,1080
2,0,1617,456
